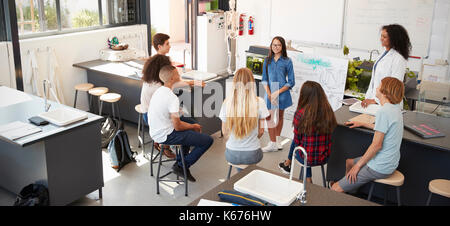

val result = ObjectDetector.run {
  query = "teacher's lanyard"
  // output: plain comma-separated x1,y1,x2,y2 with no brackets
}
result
371,50,389,91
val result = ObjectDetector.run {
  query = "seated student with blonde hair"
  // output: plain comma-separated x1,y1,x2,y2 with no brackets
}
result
331,77,405,193
148,65,213,182
219,68,270,167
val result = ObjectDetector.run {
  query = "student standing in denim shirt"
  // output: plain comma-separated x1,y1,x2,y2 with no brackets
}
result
261,36,295,152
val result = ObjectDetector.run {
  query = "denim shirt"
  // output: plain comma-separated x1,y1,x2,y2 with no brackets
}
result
261,56,295,110
261,56,295,90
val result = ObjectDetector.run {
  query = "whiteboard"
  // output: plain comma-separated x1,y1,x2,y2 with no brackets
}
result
270,0,346,48
345,0,435,57
281,51,349,138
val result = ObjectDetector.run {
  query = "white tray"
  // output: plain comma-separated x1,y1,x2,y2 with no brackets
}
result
39,108,88,127
234,170,303,206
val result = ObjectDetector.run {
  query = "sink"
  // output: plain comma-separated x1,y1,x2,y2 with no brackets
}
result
234,170,304,206
39,108,88,126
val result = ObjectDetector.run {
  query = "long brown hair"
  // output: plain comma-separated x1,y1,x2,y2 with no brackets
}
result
142,54,172,84
265,36,288,72
294,81,337,135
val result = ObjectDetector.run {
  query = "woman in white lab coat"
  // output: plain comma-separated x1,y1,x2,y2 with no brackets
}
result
362,24,411,108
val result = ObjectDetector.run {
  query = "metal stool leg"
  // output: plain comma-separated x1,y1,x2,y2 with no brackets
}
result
426,192,432,206
116,102,122,121
321,165,327,188
178,146,188,196
73,90,78,108
150,141,156,176
396,187,401,206
227,165,233,180
99,100,104,116
368,183,375,201
111,103,116,119
137,113,142,148
88,94,93,113
156,146,164,194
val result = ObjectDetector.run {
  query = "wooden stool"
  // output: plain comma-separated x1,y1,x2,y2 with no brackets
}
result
226,162,250,180
99,93,121,121
156,145,188,196
367,170,404,206
88,87,109,114
73,83,94,109
426,179,450,206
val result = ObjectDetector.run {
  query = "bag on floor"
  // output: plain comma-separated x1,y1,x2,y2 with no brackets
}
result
101,117,122,148
107,130,136,172
13,183,49,206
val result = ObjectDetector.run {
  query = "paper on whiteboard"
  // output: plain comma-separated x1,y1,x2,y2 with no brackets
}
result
281,51,348,139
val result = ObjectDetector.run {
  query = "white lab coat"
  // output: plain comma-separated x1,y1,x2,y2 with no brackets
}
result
365,48,407,103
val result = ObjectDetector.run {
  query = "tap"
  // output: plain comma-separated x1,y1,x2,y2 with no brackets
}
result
43,79,51,112
290,146,308,205
369,49,380,61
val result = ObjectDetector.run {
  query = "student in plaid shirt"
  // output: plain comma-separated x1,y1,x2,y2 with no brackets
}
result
278,81,337,183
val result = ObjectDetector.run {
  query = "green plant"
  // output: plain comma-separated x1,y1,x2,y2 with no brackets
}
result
73,9,99,28
346,60,363,92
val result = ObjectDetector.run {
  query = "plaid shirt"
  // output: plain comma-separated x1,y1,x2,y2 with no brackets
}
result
293,108,332,166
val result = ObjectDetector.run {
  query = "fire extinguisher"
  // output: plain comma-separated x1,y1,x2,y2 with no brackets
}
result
248,16,254,35
239,14,245,36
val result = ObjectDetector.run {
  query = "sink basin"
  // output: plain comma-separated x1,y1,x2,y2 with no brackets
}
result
234,170,304,206
39,108,88,126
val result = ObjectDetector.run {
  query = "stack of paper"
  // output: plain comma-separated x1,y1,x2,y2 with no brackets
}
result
0,121,42,141
349,102,381,116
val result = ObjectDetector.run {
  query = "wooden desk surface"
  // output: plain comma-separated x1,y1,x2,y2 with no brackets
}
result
189,165,379,206
336,106,450,152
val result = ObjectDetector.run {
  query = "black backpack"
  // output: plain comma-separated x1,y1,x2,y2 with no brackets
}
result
101,117,123,148
14,183,49,206
107,130,137,172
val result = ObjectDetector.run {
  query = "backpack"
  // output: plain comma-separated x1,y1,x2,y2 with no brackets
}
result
101,117,122,148
107,130,136,172
13,183,49,206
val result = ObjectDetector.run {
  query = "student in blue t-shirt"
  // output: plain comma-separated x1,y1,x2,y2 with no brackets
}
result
331,77,404,193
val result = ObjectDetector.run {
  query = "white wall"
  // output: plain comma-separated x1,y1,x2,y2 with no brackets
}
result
236,0,450,76
0,42,15,89
17,24,148,110
150,0,186,43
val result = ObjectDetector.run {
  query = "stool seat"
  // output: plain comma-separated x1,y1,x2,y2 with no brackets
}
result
135,104,147,114
429,179,450,198
89,87,109,96
75,83,94,92
100,93,121,103
374,170,404,187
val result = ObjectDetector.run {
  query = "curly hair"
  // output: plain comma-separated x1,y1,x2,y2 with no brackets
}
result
382,24,411,60
142,54,172,84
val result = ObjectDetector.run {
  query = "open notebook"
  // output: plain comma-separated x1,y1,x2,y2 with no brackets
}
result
349,101,381,116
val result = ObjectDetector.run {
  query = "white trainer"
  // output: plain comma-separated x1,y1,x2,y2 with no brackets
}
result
276,136,283,150
262,141,278,152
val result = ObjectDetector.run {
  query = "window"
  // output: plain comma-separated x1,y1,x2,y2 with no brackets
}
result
60,0,100,30
15,0,139,38
15,0,58,35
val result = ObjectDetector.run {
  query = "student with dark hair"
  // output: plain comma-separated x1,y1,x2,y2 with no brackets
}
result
362,24,411,108
278,81,337,184
152,33,171,55
261,36,295,152
148,65,213,182
332,77,405,193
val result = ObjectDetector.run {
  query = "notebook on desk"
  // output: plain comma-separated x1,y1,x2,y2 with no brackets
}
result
0,121,42,141
349,101,381,116
404,122,445,139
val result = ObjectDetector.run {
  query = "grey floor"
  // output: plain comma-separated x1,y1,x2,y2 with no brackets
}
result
0,122,327,206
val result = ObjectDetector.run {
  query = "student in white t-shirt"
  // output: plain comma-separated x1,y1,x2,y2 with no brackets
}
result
148,65,213,182
219,68,270,167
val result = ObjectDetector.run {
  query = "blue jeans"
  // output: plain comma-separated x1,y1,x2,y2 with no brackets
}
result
288,141,312,178
161,129,213,168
